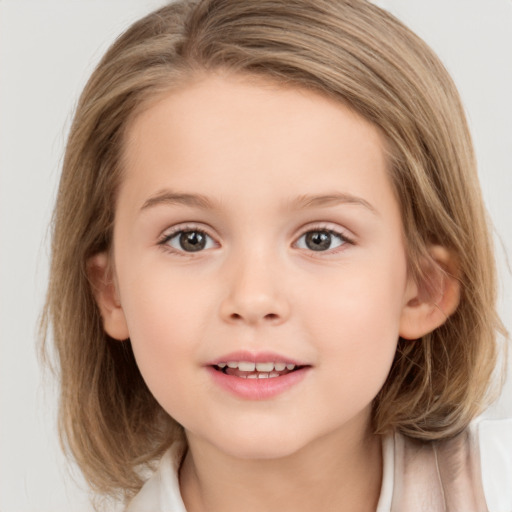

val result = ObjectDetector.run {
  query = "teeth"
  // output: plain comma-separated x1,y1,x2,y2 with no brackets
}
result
238,361,256,372
217,361,300,372
255,362,274,372
247,374,258,379
216,361,296,372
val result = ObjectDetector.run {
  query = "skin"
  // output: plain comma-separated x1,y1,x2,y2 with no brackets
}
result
91,73,460,512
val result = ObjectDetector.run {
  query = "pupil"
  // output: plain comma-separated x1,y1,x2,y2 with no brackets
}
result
180,231,206,252
305,231,331,251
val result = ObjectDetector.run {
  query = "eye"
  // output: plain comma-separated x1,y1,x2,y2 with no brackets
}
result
295,229,348,252
162,229,216,253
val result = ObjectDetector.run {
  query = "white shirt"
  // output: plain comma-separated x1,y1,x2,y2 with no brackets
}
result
126,418,512,512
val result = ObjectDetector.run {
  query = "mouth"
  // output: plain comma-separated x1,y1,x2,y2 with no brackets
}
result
212,361,305,379
207,354,310,400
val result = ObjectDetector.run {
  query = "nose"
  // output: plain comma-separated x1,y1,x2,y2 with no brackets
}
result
218,249,291,326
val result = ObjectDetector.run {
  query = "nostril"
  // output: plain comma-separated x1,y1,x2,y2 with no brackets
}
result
229,312,279,321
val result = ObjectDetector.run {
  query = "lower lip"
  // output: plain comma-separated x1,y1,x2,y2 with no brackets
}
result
206,366,310,400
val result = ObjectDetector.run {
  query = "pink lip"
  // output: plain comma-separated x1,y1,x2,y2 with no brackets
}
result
206,366,310,400
205,351,311,400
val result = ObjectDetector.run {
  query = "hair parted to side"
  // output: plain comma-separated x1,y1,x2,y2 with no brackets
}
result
42,0,506,502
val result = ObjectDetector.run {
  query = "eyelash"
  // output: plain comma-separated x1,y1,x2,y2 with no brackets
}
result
157,223,355,256
295,227,354,255
157,224,216,257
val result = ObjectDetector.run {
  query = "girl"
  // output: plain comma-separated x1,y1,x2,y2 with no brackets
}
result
43,0,511,510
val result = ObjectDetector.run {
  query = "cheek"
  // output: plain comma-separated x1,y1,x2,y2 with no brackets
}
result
120,262,214,339
294,271,404,424
302,251,407,381
117,272,213,403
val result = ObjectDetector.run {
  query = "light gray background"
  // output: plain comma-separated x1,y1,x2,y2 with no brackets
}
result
0,1,511,510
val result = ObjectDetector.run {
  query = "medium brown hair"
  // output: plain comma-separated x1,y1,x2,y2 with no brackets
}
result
42,0,506,502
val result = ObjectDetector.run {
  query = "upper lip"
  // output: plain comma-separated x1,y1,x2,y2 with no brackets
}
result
206,350,308,366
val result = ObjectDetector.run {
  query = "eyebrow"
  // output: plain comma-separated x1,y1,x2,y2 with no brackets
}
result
140,190,378,215
141,191,216,211
290,192,379,215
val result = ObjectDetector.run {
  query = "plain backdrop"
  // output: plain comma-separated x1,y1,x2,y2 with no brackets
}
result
0,1,511,510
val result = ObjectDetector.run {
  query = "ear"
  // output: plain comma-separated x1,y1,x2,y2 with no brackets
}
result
399,246,461,340
87,252,130,341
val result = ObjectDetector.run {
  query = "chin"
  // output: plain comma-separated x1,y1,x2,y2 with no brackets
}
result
221,440,303,461
203,424,312,461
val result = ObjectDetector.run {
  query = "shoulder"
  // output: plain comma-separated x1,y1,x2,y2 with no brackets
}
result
472,417,512,512
392,417,512,511
125,442,187,512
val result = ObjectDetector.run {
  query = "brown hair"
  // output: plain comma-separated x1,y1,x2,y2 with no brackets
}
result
42,0,506,502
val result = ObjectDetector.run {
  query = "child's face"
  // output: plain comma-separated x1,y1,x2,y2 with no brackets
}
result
107,73,418,458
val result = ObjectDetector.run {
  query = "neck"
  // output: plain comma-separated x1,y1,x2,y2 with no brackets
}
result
179,413,383,512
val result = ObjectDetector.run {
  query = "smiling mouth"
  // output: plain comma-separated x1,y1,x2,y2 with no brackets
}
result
213,361,305,379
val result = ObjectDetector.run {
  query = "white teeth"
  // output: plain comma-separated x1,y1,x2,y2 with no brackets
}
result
247,374,258,379
238,361,256,372
219,361,300,372
269,372,280,378
258,373,269,379
255,362,274,372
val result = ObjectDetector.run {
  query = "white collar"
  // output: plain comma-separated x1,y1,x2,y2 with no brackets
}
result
127,435,395,511
376,433,394,512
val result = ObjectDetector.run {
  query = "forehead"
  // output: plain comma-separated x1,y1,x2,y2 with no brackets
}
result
119,73,396,217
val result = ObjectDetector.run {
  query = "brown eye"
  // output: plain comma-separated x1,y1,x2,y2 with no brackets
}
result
296,230,346,252
165,230,215,252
